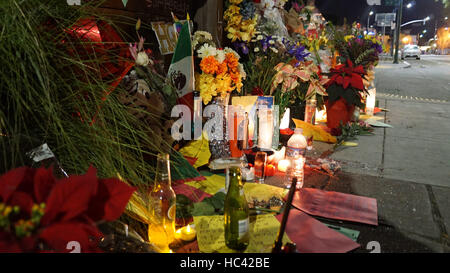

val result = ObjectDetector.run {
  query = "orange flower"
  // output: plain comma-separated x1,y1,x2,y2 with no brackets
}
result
225,53,239,69
216,62,228,75
200,56,220,74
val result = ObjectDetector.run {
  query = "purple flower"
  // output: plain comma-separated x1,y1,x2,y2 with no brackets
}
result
233,42,250,55
372,43,383,54
287,43,310,65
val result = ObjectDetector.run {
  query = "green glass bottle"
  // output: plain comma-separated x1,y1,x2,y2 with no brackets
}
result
224,167,250,251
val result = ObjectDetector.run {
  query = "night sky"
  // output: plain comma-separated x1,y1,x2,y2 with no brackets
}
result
315,0,448,41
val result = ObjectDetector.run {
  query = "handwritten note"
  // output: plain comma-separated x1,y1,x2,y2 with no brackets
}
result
292,188,378,226
243,183,288,204
194,214,290,253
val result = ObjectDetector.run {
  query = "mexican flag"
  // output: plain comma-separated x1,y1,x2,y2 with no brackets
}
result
167,21,195,100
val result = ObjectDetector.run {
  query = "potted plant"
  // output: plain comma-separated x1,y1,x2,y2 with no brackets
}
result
324,59,367,134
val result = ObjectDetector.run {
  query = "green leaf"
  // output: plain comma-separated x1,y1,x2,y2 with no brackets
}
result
203,192,226,211
136,18,141,31
176,194,192,206
191,202,216,216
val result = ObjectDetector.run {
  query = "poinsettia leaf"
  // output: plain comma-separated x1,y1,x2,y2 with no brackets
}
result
0,167,29,203
33,167,57,204
39,222,103,253
87,178,135,222
8,192,34,216
41,167,98,226
0,231,22,253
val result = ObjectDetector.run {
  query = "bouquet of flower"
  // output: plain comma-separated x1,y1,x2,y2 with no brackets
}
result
224,0,258,42
255,0,289,38
195,45,245,104
324,59,367,108
333,29,383,70
192,31,216,52
270,60,327,116
0,166,135,252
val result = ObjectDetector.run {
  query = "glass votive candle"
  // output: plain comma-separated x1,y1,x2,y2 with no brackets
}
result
254,151,267,183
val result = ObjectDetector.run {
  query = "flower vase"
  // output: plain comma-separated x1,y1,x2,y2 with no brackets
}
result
288,99,306,129
326,98,355,134
208,95,231,161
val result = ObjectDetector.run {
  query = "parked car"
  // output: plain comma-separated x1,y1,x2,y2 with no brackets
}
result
401,45,421,60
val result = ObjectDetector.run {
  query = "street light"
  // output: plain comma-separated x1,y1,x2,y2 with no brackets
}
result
423,30,427,33
406,3,413,8
367,11,374,32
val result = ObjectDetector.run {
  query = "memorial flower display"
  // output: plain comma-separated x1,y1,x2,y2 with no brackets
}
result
195,45,245,104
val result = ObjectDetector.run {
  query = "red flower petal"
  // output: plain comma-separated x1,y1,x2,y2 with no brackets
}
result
8,192,34,216
351,73,364,90
87,178,135,222
0,167,28,203
39,222,103,253
343,76,351,89
41,166,98,226
33,167,57,204
0,231,22,253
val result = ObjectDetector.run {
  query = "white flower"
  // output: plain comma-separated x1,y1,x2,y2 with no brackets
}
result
216,50,226,63
257,35,264,41
224,47,240,60
270,47,279,54
262,0,275,9
254,47,260,53
135,52,150,66
197,44,217,59
264,8,277,21
269,39,275,45
195,31,213,41
238,63,246,79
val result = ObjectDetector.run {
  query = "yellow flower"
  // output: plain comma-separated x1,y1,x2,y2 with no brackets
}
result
228,14,243,26
225,5,240,17
344,35,354,42
229,0,243,4
196,73,218,104
226,27,241,42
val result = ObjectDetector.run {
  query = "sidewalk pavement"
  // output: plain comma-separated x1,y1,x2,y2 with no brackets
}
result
297,63,450,252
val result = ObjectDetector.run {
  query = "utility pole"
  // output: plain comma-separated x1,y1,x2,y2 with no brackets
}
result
393,0,403,64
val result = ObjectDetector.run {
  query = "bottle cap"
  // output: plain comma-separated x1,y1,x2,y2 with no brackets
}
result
193,91,200,97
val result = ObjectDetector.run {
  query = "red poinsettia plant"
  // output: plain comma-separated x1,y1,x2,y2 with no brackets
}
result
0,166,135,253
325,59,367,108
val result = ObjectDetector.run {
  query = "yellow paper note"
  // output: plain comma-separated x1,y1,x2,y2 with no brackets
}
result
359,115,384,121
179,132,211,168
243,183,288,204
342,141,358,147
194,214,290,253
292,118,337,143
186,174,225,195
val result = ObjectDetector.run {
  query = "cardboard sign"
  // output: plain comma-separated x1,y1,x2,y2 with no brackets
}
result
275,210,360,253
151,21,178,55
292,188,378,226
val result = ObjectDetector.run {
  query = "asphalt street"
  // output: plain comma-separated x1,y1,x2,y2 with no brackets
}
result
375,55,450,101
